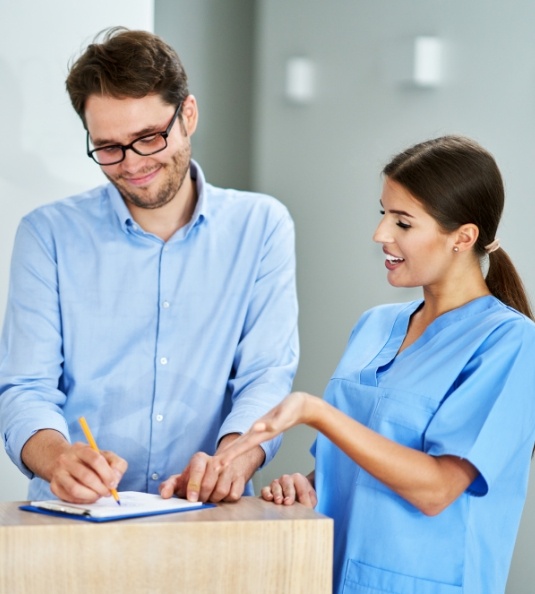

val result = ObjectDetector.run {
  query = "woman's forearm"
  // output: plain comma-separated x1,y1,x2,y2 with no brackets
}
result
308,395,477,515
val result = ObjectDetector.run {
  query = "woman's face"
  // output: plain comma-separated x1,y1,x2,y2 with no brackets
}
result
373,177,457,290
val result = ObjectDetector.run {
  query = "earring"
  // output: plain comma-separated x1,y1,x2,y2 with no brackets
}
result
453,246,459,253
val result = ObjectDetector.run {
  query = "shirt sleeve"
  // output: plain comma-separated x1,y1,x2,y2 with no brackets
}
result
424,317,535,495
0,216,70,477
217,203,299,465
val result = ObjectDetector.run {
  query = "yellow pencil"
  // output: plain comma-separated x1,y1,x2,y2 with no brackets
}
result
78,416,121,505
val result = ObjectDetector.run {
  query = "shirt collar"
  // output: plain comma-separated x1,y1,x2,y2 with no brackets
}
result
188,159,208,228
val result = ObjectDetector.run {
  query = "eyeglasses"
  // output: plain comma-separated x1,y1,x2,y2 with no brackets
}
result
86,102,183,166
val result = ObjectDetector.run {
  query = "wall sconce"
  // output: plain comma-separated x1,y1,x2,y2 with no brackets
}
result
413,36,442,87
285,56,315,104
382,35,443,89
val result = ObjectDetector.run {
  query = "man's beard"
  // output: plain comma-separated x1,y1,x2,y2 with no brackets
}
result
106,146,191,210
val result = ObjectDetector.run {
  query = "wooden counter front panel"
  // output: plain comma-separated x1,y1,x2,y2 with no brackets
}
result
0,497,333,594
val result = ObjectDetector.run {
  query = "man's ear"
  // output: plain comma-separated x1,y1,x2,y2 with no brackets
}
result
180,94,198,137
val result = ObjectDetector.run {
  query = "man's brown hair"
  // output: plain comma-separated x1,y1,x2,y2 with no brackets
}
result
66,27,189,125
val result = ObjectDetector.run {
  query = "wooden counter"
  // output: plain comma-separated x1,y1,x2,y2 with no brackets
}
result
0,496,333,594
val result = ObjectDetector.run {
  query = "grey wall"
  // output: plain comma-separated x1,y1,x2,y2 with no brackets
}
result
155,0,256,190
253,0,535,399
156,2,535,593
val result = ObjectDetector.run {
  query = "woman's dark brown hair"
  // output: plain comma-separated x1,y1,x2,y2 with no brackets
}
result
65,27,189,126
383,135,533,320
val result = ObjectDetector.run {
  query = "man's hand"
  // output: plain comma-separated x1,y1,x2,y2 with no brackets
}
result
159,433,265,503
21,429,127,503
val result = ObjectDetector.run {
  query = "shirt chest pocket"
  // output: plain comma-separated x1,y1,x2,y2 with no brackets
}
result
342,560,462,594
369,388,441,450
353,388,441,493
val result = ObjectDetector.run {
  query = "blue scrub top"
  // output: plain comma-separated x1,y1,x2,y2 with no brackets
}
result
314,296,535,594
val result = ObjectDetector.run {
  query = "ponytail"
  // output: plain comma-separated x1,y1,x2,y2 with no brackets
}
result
486,249,534,320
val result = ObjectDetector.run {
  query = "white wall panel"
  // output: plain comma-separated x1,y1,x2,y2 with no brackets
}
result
0,0,154,501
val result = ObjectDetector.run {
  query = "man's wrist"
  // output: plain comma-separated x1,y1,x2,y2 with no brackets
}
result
217,433,265,473
21,429,69,482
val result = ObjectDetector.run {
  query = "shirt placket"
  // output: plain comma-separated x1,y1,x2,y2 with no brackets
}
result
147,241,176,492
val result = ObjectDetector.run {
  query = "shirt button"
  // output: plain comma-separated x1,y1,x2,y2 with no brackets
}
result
163,246,169,252
151,473,159,481
160,357,168,365
156,414,164,422
162,301,170,309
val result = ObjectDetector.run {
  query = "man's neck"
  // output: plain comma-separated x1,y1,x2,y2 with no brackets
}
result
127,175,197,242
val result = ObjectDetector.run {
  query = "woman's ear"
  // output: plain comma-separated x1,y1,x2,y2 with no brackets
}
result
452,223,479,253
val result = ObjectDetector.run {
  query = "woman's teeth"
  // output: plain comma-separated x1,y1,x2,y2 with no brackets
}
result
386,254,404,264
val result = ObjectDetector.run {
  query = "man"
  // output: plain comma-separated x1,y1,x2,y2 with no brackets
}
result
0,27,298,504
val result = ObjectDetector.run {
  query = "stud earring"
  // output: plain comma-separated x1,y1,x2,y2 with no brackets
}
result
453,246,459,253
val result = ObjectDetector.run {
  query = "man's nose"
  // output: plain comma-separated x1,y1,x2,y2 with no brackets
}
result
119,146,148,171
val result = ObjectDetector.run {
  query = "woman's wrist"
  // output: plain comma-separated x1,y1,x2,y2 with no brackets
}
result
302,392,328,430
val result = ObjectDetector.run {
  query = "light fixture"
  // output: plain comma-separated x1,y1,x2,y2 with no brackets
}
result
413,36,442,87
285,57,315,104
382,35,443,89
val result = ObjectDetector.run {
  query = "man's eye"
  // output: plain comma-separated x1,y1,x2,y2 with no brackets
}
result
137,134,159,145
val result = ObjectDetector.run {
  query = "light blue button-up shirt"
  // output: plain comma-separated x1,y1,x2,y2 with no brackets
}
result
0,160,299,500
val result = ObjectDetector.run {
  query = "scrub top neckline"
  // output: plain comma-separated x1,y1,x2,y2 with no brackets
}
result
367,295,499,381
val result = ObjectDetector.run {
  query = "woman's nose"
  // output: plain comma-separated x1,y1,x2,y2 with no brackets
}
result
372,218,392,244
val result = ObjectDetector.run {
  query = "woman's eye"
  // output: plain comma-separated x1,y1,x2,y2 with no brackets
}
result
379,208,410,229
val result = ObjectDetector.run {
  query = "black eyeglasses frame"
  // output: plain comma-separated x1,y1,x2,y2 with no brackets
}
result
86,102,183,166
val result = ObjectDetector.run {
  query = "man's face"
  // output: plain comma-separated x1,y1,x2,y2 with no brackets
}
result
85,93,194,210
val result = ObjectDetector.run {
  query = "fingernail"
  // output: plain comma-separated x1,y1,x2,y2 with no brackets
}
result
189,492,199,502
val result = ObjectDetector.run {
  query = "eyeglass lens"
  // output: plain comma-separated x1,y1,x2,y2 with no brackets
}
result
87,101,183,166
90,134,168,165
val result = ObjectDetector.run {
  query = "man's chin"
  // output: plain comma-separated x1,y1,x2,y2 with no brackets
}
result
115,183,175,210
123,194,173,210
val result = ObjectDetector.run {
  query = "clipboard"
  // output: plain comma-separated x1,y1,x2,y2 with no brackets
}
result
20,491,214,523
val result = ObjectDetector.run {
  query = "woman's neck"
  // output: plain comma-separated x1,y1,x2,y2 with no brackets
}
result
399,273,491,354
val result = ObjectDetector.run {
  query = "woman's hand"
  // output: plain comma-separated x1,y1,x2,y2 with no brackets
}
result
214,392,321,471
261,472,317,508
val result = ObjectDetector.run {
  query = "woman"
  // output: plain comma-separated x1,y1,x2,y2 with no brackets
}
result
216,135,535,594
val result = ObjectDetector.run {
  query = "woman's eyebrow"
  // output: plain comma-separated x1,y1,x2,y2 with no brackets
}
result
389,209,414,218
379,201,414,218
